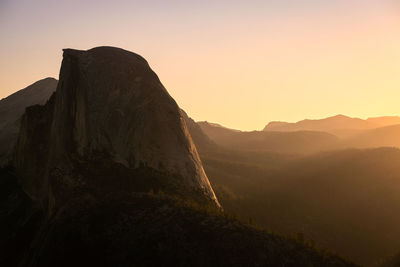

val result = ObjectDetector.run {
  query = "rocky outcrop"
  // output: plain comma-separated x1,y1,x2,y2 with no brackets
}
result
0,78,57,166
15,47,219,212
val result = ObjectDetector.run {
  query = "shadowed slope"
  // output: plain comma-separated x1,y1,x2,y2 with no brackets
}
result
0,164,357,267
200,146,400,266
344,124,400,149
0,78,57,165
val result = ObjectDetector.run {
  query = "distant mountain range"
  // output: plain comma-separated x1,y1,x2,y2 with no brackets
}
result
198,121,339,154
196,116,400,154
263,114,400,137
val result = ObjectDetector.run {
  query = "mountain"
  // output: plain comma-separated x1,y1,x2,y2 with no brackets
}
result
366,116,400,127
0,47,356,266
198,121,241,137
15,47,219,209
197,118,400,154
344,124,400,149
198,121,339,154
200,146,400,266
0,78,57,165
263,114,400,137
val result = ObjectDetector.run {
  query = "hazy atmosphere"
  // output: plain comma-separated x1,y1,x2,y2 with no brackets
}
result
2,1,400,266
1,0,399,130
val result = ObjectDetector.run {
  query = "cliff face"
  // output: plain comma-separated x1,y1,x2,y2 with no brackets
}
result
180,109,216,153
0,78,57,166
15,47,219,210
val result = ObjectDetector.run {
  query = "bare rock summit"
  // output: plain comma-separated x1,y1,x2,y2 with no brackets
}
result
15,46,219,210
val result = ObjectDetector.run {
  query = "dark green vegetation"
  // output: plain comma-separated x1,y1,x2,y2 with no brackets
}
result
0,165,357,267
200,147,400,266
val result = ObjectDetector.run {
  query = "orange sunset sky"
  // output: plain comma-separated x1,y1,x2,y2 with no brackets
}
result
1,0,399,130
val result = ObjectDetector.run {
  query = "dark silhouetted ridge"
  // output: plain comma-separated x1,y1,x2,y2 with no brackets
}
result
0,77,57,166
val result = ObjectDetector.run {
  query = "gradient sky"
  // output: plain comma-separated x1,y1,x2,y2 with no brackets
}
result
1,0,399,130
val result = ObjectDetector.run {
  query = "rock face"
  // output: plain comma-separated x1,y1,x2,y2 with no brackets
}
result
180,110,216,153
15,47,219,211
0,78,57,165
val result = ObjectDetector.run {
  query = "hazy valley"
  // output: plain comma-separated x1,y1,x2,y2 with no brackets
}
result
187,115,400,266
